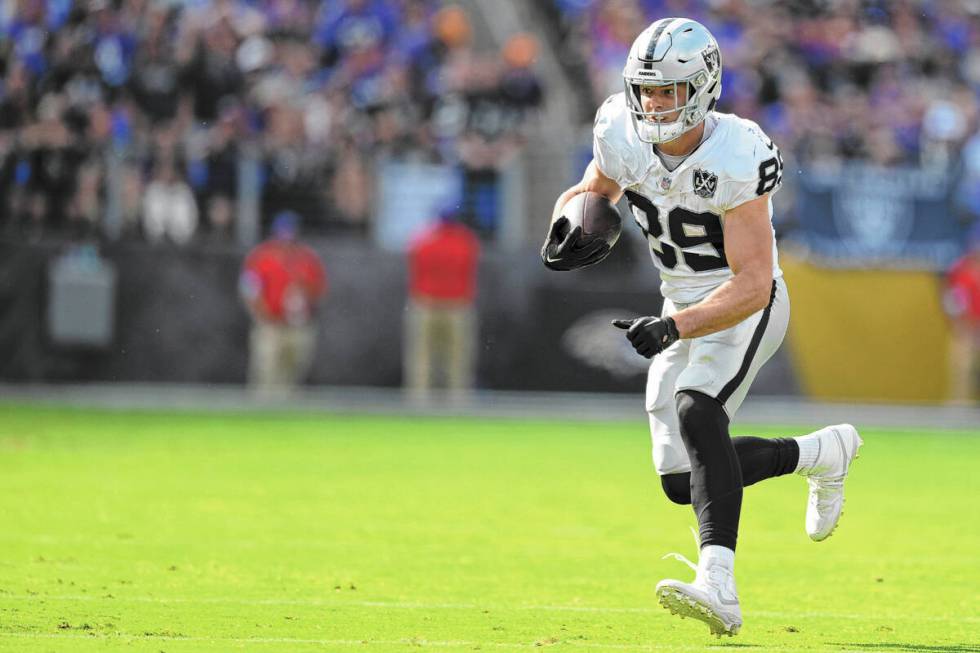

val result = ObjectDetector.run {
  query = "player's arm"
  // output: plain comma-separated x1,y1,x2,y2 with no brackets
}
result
550,160,624,223
613,195,774,356
671,195,774,338
541,161,623,271
239,268,271,321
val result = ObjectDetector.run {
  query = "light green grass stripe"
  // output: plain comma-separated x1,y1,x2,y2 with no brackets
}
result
1,594,973,624
0,632,804,651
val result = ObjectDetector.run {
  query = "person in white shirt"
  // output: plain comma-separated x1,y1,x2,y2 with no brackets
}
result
142,161,198,246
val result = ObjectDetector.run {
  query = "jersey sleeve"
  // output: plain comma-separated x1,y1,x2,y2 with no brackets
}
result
592,93,640,187
717,119,784,211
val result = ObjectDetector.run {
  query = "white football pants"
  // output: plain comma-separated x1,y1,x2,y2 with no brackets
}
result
646,277,790,475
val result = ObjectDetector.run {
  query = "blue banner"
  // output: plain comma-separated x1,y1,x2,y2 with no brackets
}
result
786,162,966,270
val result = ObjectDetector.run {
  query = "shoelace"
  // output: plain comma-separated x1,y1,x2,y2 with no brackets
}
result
662,551,698,572
661,526,701,573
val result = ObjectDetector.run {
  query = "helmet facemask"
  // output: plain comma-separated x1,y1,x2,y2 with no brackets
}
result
624,71,714,144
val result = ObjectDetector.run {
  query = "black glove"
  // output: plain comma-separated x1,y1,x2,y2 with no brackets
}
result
612,315,680,358
541,217,610,271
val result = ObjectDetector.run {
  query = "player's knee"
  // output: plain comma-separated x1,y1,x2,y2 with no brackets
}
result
675,389,716,432
675,390,728,446
660,473,691,505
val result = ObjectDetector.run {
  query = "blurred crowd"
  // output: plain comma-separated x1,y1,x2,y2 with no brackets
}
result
551,0,980,169
0,0,543,242
10,0,980,246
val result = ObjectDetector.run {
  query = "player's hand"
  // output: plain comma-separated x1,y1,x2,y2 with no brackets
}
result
612,316,680,358
541,218,610,271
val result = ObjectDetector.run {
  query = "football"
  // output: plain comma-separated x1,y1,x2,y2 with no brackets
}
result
560,191,623,248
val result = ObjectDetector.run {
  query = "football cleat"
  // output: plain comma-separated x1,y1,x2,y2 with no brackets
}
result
656,553,742,637
801,424,863,541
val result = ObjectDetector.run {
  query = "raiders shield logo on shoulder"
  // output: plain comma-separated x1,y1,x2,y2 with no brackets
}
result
693,169,718,199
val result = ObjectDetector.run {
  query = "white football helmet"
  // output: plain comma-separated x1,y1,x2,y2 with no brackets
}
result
623,18,722,144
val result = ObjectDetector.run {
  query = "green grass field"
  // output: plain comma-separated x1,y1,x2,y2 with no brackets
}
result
0,404,977,652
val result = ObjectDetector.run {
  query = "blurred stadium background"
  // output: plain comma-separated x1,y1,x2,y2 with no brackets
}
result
1,0,980,414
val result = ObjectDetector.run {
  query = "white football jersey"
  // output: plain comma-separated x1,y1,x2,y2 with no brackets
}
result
594,92,784,304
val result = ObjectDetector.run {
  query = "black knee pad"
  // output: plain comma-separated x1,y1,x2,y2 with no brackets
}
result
660,473,691,505
676,390,729,448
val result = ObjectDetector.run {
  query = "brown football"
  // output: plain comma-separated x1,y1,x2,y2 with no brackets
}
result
560,191,623,248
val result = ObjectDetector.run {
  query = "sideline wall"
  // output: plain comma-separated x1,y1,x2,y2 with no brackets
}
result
781,254,950,402
1,239,819,398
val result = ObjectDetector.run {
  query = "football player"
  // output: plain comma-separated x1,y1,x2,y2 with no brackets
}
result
542,18,862,637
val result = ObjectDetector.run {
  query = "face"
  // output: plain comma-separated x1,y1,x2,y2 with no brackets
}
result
639,82,689,123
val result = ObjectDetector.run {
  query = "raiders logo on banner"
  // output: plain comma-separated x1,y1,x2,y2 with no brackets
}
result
693,168,718,199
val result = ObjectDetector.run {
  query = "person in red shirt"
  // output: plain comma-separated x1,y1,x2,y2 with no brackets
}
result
405,209,481,401
240,211,327,397
945,231,980,403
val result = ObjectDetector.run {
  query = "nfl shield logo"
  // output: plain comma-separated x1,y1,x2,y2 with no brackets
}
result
693,169,718,199
659,176,671,191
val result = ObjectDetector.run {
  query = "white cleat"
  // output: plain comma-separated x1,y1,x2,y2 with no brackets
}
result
801,424,863,541
655,554,742,637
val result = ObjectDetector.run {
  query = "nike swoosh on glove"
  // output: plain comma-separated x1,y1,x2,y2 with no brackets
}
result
541,218,611,271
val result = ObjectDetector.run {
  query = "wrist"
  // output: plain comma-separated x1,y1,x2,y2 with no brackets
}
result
663,315,681,342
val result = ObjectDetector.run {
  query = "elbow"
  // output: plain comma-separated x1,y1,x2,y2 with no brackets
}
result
748,274,773,313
